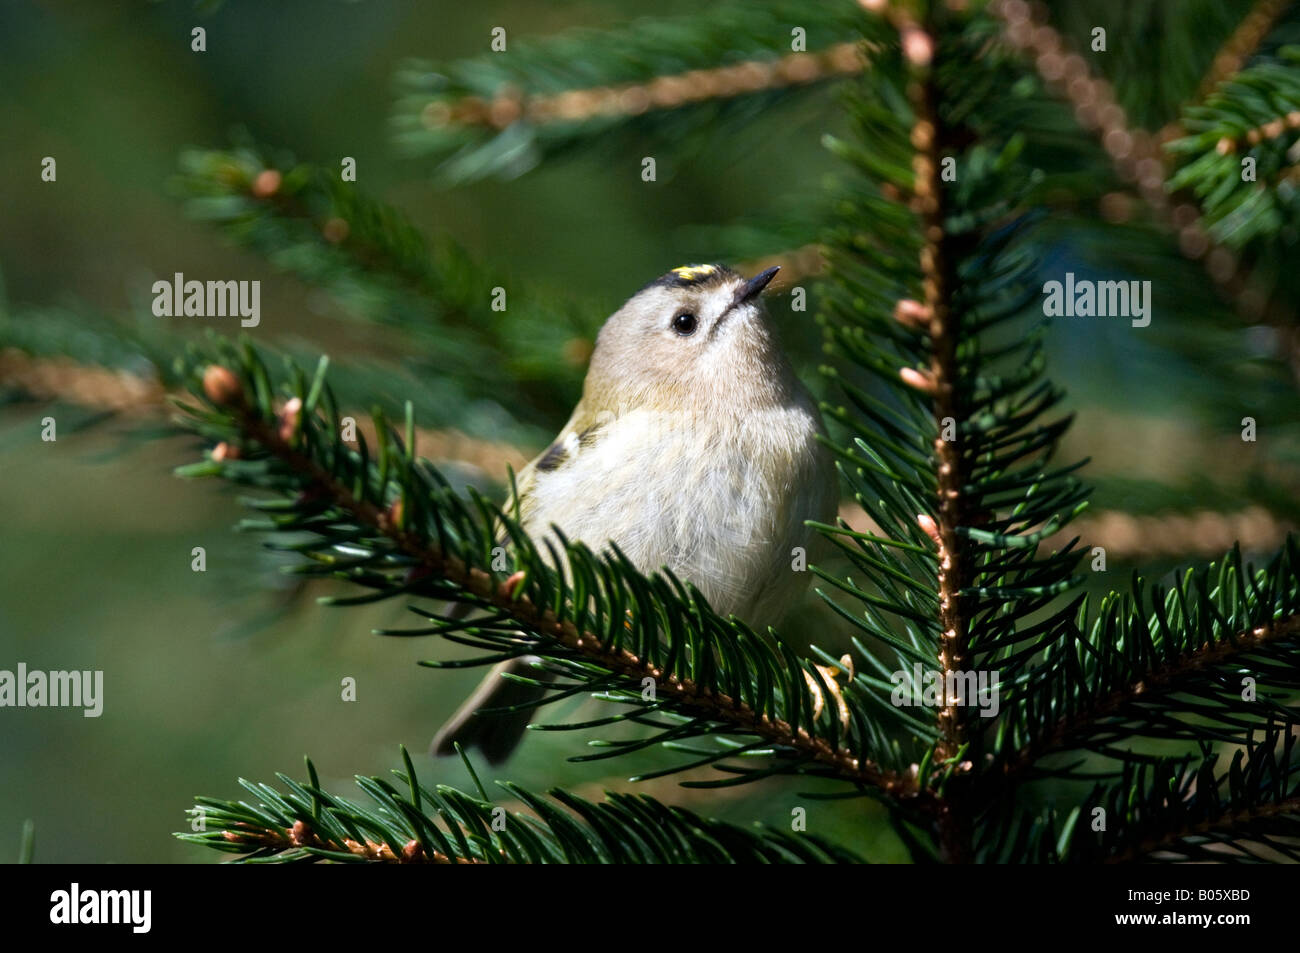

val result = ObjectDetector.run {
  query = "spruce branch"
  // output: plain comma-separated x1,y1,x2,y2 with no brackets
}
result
414,44,865,132
180,750,859,863
1034,0,1278,129
1219,113,1300,152
1042,505,1295,560
0,348,166,414
0,309,531,475
173,343,932,807
1087,727,1300,864
1189,0,1293,108
391,0,877,183
173,140,592,430
1001,594,1300,784
990,1,1228,278
1165,44,1300,370
817,1,1300,862
981,725,1300,862
1166,46,1300,254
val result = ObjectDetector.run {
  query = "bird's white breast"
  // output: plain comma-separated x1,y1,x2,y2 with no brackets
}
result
523,400,834,626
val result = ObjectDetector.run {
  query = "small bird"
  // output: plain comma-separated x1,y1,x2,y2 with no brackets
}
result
432,263,838,763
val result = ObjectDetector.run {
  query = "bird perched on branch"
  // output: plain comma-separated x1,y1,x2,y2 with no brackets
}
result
432,263,838,763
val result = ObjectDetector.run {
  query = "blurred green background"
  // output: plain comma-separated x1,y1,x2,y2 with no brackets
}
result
1,0,1295,863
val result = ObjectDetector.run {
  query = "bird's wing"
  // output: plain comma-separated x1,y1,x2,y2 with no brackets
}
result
506,402,608,531
434,408,608,758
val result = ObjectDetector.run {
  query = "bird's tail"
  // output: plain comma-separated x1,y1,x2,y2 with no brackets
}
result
431,656,553,765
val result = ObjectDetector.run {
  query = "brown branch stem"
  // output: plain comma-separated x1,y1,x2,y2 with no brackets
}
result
1103,793,1300,864
418,44,868,131
900,7,977,861
1192,0,1292,104
222,819,484,864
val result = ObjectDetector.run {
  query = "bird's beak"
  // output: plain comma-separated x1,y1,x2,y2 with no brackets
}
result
737,266,780,304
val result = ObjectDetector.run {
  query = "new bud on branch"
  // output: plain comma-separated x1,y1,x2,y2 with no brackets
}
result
202,365,243,407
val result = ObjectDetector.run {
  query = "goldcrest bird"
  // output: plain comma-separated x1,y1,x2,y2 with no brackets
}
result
432,263,838,763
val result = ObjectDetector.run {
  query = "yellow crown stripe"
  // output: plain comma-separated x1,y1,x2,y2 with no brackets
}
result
670,264,717,282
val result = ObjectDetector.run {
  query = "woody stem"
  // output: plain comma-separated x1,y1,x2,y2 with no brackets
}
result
904,5,976,863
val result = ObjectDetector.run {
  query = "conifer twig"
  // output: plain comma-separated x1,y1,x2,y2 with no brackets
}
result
1103,792,1300,864
419,44,868,131
222,818,479,864
0,349,528,475
0,349,166,412
1002,612,1300,782
1212,109,1300,153
210,373,932,807
1191,0,1292,107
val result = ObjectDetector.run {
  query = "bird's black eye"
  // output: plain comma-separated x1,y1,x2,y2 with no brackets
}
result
672,312,698,336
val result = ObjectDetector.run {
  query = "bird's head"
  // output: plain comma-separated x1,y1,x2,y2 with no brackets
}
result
583,264,792,415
